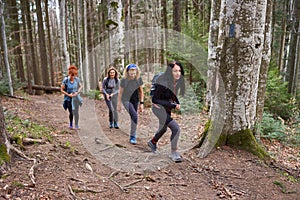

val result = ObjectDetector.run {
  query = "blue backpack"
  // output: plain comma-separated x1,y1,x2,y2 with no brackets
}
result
150,72,164,97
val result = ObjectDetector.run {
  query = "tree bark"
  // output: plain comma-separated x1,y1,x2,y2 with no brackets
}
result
36,0,50,86
23,85,60,92
59,0,70,71
45,0,55,86
161,0,167,65
20,0,33,94
9,0,25,82
87,1,96,89
25,0,43,95
0,1,13,96
173,0,181,32
82,0,89,93
287,0,300,96
199,0,271,159
76,0,83,85
256,0,273,126
0,97,10,171
278,0,287,72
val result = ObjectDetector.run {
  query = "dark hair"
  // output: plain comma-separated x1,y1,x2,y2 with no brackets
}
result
106,67,118,79
163,61,185,96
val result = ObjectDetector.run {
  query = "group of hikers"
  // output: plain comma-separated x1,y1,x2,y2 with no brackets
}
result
60,61,185,163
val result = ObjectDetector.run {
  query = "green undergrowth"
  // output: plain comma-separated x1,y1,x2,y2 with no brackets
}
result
256,112,300,147
86,89,102,100
4,111,53,146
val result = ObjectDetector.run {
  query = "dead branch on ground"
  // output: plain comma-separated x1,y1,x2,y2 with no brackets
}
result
68,184,81,200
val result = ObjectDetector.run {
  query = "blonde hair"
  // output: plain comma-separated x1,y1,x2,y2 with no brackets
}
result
122,64,141,80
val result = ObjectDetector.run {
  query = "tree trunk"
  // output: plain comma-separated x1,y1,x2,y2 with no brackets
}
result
36,0,50,87
0,1,13,96
173,0,181,32
256,0,273,126
59,0,70,71
20,0,33,94
9,0,25,82
83,0,90,93
87,1,96,89
161,0,167,65
124,0,130,62
278,0,287,72
76,0,83,85
107,0,124,67
23,85,60,92
45,0,55,86
287,0,300,96
199,0,271,159
0,97,10,171
25,0,43,95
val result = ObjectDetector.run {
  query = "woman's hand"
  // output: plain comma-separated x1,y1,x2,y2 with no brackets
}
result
153,103,160,109
117,103,121,112
71,92,79,97
106,94,110,100
139,104,144,113
175,104,180,110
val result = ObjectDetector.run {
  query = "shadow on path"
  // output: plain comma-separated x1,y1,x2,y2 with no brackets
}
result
77,97,173,172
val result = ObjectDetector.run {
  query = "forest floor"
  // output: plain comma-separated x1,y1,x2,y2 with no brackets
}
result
0,93,299,200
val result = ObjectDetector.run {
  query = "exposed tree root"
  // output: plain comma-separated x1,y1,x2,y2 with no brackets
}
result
7,143,37,186
3,95,26,100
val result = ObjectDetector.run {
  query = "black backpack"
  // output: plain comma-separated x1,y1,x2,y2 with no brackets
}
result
104,77,118,88
150,72,164,97
63,76,79,92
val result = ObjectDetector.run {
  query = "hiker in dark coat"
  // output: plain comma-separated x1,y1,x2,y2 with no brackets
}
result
148,61,185,162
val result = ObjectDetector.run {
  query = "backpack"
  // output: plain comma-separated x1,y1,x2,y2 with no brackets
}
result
104,77,118,88
63,76,79,93
63,76,69,92
150,72,164,97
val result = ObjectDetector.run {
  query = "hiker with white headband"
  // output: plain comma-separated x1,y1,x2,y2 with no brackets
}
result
117,64,144,144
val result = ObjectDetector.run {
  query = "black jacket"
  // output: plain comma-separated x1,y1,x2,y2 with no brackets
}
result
152,76,180,113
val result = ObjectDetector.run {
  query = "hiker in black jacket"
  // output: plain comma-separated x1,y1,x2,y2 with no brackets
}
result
148,61,185,162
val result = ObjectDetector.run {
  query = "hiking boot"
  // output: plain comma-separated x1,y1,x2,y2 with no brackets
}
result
169,151,182,163
109,122,113,129
75,125,80,130
148,140,157,153
114,122,119,129
69,125,73,129
129,136,137,145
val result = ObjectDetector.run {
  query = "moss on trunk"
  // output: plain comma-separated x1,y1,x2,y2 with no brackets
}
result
0,144,10,165
225,129,269,159
198,121,269,159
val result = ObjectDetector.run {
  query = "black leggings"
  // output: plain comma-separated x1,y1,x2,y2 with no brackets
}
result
66,100,79,126
152,105,180,151
104,94,118,123
123,101,138,136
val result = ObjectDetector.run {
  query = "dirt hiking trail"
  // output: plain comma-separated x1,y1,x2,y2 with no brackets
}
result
0,94,299,200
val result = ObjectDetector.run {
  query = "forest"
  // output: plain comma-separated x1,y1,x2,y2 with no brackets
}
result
0,0,299,199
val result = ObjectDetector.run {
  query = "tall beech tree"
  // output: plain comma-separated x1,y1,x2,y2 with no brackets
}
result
200,0,273,158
